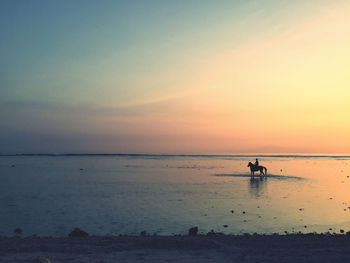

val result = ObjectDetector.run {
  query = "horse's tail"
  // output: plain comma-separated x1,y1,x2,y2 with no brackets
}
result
264,167,267,176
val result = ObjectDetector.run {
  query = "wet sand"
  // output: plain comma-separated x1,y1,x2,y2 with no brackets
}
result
2,234,350,262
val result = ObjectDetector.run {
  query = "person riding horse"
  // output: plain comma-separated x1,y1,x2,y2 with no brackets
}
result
248,159,267,177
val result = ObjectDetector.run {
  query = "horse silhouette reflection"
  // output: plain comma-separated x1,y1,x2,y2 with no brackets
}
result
249,177,267,198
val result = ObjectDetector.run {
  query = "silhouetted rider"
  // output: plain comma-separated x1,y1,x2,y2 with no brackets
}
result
254,158,259,166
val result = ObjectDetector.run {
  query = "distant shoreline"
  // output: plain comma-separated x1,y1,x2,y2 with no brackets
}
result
1,153,350,158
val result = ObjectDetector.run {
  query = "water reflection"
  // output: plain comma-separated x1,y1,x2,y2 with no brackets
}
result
249,177,267,198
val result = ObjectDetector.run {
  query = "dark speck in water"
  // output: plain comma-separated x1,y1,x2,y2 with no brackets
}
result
14,228,22,234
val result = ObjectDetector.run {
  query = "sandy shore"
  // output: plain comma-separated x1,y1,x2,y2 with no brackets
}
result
2,234,350,262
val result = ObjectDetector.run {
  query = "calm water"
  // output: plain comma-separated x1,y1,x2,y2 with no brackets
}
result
1,155,350,236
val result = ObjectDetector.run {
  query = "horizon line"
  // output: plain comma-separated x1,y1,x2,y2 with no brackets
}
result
1,153,350,158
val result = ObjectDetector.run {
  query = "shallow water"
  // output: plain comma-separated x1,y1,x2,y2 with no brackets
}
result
1,155,350,236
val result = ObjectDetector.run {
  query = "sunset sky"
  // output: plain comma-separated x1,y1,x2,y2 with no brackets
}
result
1,0,350,154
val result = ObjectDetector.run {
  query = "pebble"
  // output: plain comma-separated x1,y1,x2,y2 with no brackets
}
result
68,228,89,237
14,228,22,234
188,226,198,236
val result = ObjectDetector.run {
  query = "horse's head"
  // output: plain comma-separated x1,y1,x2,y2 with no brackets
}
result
247,162,252,167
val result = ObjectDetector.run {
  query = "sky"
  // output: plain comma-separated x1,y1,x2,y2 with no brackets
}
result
1,0,350,154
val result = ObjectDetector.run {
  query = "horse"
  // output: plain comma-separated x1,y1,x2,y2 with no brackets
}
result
247,162,267,177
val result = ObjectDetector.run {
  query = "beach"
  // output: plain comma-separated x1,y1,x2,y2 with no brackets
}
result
2,233,350,262
3,1,350,261
2,155,350,262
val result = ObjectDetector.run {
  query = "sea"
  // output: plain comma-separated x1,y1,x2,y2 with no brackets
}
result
1,154,350,236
